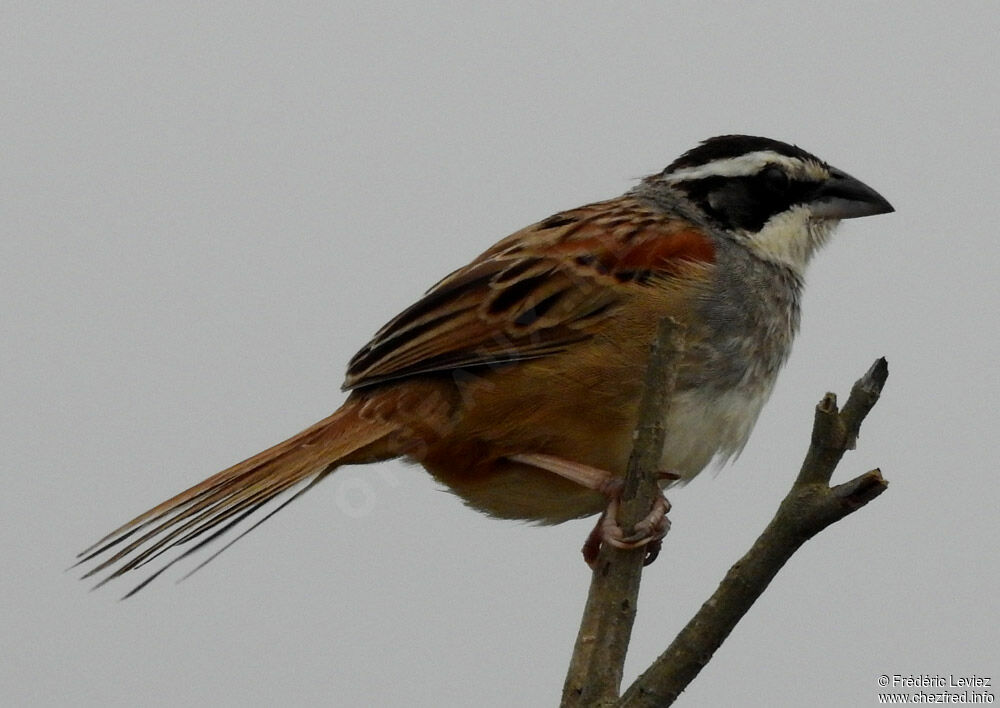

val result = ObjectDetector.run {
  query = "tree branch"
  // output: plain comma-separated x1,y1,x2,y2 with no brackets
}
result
617,358,890,707
561,318,686,708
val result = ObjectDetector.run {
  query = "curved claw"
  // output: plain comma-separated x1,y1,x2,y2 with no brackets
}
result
582,494,672,567
504,452,675,567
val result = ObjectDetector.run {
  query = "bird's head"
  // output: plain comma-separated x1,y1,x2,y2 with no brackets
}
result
648,135,894,273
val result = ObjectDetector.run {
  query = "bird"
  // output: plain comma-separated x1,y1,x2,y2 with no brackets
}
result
77,135,894,595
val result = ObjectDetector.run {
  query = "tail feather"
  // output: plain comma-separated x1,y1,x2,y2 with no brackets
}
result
77,399,398,595
120,472,333,599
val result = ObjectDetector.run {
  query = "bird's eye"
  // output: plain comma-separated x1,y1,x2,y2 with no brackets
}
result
761,166,789,192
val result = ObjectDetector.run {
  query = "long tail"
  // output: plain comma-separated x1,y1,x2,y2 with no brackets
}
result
76,398,398,597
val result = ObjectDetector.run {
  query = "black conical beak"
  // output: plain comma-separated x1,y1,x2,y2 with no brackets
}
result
810,168,894,219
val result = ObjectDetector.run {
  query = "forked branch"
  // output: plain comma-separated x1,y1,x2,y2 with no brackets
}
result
562,349,891,707
618,358,889,707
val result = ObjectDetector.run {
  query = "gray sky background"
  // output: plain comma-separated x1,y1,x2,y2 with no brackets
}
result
4,3,998,706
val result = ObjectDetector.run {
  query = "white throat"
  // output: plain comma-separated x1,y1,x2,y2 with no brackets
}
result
745,206,838,274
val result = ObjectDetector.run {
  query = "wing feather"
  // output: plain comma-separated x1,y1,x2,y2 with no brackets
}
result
344,197,715,389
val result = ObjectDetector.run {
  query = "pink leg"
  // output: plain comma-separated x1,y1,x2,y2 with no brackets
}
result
508,453,673,567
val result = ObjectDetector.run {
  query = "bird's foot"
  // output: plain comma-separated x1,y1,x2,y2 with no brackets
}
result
505,453,675,568
581,493,671,567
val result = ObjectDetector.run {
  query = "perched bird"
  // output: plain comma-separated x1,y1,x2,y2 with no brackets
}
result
78,135,893,595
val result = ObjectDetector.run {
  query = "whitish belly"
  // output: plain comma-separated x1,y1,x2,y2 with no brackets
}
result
660,385,774,480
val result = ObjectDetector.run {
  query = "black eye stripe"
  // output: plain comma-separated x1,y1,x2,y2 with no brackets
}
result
673,173,818,232
761,166,790,190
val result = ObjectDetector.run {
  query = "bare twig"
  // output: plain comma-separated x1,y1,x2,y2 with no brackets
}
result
561,318,686,708
617,358,890,707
